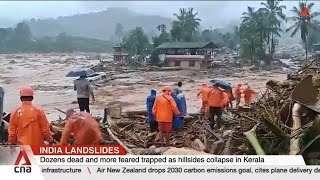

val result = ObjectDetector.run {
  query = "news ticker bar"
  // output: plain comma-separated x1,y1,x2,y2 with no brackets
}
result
0,145,306,166
3,166,320,176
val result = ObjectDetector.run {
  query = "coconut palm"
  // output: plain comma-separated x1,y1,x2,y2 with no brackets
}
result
171,8,201,41
260,0,286,58
156,24,167,33
240,7,270,63
241,6,256,25
286,2,320,60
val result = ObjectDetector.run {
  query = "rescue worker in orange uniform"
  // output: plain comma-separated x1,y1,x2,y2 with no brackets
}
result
222,90,234,109
221,92,230,109
234,84,242,107
152,86,180,146
243,85,258,107
60,109,102,145
8,86,54,145
206,83,224,129
197,84,210,115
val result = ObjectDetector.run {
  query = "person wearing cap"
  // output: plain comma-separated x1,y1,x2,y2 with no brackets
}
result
234,84,242,107
59,109,102,145
8,86,54,145
197,84,210,115
206,83,224,129
153,86,180,146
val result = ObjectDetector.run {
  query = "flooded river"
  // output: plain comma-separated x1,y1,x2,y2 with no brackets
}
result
0,53,287,121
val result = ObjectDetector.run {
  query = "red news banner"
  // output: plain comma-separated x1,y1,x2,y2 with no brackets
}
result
31,145,126,156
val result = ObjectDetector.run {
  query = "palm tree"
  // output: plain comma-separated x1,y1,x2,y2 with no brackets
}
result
286,2,320,61
241,6,256,25
240,7,270,63
261,0,286,59
156,24,167,33
172,8,201,41
240,7,263,63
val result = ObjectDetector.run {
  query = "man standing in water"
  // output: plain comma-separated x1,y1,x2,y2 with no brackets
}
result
74,75,95,113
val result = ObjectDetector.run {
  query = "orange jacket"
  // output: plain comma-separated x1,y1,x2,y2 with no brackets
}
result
197,86,210,101
152,94,180,123
221,92,230,107
234,86,242,98
60,112,102,145
8,101,53,145
243,88,257,100
207,87,224,107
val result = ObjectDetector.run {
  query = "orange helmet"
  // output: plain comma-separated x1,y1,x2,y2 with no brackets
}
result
162,86,172,92
20,86,34,97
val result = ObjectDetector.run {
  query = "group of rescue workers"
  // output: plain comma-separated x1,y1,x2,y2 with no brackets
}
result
146,81,257,146
5,77,257,147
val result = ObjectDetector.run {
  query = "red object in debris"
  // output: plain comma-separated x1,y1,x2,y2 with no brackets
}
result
300,6,310,17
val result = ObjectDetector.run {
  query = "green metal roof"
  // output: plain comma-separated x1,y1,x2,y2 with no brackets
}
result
157,41,218,49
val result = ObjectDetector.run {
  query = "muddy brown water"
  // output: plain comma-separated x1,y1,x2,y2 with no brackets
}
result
0,53,287,121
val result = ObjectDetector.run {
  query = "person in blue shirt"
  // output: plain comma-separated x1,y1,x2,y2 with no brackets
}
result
171,91,184,131
146,89,158,132
176,89,187,116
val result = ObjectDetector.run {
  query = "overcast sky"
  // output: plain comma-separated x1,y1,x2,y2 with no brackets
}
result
0,1,318,28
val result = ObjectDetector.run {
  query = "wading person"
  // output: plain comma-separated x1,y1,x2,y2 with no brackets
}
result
8,86,54,145
207,83,224,129
234,84,242,107
197,84,210,115
59,109,102,145
153,86,180,146
243,85,258,107
74,75,95,113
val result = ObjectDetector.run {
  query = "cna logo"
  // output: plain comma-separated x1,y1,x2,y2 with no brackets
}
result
14,150,32,173
300,6,310,17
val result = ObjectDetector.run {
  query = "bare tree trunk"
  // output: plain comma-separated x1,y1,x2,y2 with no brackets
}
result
271,34,274,59
306,37,308,61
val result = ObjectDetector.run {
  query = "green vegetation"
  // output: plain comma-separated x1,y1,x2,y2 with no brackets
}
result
122,0,320,67
239,0,286,65
121,7,240,65
0,22,114,53
286,2,320,60
1,1,319,60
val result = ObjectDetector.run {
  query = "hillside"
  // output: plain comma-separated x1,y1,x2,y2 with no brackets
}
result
26,8,172,41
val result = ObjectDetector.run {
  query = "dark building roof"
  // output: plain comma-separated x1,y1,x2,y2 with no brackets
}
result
157,41,219,49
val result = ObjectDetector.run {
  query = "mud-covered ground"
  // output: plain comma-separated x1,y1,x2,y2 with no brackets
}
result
0,53,287,121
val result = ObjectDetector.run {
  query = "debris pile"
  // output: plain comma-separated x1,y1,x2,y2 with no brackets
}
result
50,112,237,155
228,60,320,163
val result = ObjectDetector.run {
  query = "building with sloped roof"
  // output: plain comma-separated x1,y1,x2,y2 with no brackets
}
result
157,41,219,70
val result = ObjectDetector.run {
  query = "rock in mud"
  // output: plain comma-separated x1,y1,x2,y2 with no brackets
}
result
192,139,206,151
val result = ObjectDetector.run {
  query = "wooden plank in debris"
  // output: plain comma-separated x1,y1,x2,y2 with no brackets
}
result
204,126,223,141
